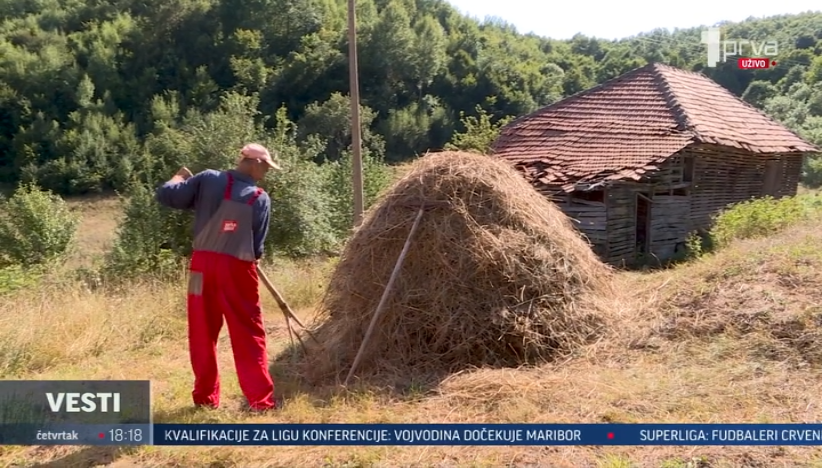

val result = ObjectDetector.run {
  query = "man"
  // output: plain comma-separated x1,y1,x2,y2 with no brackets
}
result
155,143,281,411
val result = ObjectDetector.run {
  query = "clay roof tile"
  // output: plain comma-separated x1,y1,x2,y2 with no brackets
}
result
491,63,818,191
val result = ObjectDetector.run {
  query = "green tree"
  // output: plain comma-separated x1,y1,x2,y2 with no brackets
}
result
296,92,384,162
0,0,818,230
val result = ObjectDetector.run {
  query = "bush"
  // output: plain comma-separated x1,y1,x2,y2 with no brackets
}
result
323,149,393,239
444,104,513,154
710,194,822,247
667,230,710,264
102,184,188,281
0,265,42,295
803,154,822,188
258,109,339,257
0,183,79,267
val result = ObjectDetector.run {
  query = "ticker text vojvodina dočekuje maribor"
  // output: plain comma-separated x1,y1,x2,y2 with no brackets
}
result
163,428,582,443
641,429,822,442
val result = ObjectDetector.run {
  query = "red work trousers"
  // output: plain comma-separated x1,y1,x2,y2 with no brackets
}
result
187,250,275,410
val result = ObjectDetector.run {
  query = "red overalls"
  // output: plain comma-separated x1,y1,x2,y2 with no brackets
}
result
186,172,275,410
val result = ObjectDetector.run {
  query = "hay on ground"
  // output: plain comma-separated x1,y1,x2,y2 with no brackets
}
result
304,151,614,383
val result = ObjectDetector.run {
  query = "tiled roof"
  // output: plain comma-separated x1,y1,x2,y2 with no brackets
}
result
492,63,818,192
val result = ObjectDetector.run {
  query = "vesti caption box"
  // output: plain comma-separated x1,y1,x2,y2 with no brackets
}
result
0,380,151,445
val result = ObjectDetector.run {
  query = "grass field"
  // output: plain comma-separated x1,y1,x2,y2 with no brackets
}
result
2,195,822,467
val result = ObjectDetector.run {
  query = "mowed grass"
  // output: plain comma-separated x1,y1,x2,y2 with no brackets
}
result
2,196,822,467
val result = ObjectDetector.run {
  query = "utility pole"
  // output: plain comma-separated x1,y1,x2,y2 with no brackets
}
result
348,0,365,227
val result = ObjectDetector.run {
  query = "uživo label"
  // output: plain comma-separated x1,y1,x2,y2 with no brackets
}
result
738,58,775,69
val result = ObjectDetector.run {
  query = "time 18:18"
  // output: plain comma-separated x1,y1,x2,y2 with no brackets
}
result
108,428,143,442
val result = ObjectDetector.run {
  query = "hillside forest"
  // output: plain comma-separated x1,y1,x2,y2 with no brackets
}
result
0,1,820,275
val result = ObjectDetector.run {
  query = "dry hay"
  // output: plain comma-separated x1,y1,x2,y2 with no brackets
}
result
304,151,615,383
645,228,822,365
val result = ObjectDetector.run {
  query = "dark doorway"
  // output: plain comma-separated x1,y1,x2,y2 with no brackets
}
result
763,159,783,196
635,193,651,255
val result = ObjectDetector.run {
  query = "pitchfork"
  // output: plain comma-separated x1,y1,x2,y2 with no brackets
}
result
256,266,322,356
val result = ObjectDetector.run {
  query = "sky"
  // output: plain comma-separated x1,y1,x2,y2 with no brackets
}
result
445,0,822,40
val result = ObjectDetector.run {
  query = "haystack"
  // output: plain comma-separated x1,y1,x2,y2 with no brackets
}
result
304,151,614,382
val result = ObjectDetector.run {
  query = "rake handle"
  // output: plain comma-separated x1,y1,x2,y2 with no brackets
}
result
343,205,425,386
257,265,321,346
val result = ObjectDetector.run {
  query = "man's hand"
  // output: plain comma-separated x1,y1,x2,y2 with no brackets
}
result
169,167,193,184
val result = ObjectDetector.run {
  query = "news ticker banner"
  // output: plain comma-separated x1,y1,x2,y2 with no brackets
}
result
6,422,822,446
151,423,822,446
0,380,151,445
2,380,822,447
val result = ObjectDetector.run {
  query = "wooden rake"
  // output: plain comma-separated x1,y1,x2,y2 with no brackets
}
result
256,265,321,356
343,204,427,386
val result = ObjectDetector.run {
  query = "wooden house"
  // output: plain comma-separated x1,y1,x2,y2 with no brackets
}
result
491,63,818,265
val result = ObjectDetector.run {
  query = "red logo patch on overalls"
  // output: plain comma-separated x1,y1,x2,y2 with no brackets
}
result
222,220,238,232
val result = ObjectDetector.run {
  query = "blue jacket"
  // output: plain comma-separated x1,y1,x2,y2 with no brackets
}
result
155,169,271,260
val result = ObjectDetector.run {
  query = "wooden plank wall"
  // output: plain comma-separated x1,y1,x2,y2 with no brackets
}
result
686,145,803,229
601,156,693,264
542,155,693,265
604,186,636,265
532,146,804,266
649,195,690,260
552,198,608,257
773,154,803,197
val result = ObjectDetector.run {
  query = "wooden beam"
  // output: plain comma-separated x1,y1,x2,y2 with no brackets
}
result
344,205,426,386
